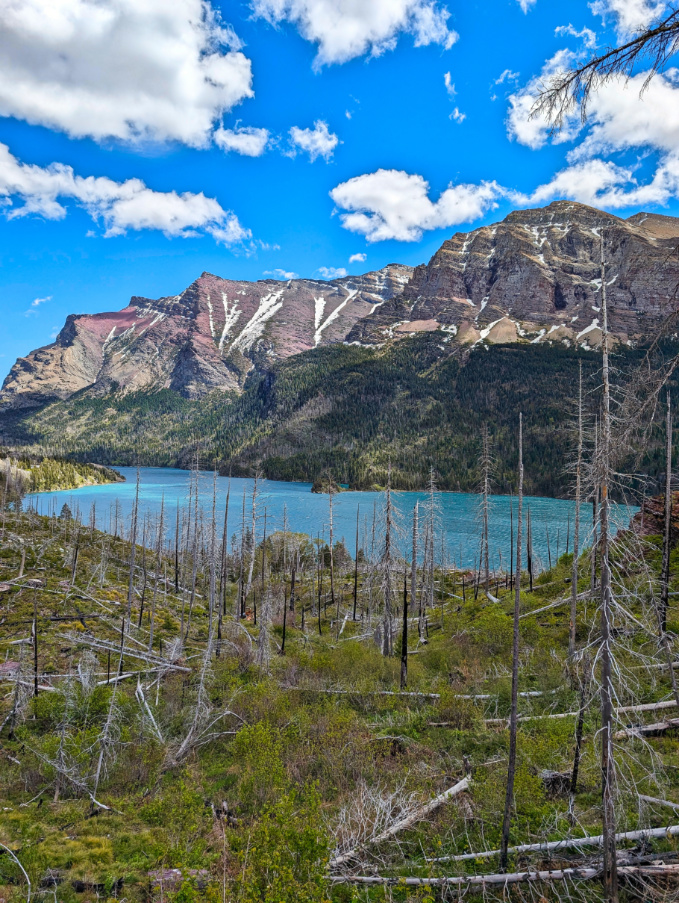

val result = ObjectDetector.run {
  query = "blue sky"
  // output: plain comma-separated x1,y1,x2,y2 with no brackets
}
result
1,0,678,381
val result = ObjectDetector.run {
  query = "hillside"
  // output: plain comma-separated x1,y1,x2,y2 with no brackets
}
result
6,337,678,497
1,481,679,902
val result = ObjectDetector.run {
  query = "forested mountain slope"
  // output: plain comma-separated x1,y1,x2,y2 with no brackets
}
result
7,337,676,498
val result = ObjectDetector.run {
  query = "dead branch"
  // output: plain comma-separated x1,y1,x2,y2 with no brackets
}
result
0,840,31,902
329,776,470,869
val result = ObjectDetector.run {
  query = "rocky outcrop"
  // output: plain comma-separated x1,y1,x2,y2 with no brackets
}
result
629,492,679,541
348,201,679,348
4,200,679,414
0,265,412,409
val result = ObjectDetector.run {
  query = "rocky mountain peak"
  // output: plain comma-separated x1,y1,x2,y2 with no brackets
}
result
3,201,679,416
0,263,413,411
348,202,679,348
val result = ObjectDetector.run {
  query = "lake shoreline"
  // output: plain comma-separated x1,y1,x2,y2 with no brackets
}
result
27,466,638,573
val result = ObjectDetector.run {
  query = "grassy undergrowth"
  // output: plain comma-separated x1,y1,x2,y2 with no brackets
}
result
1,505,678,902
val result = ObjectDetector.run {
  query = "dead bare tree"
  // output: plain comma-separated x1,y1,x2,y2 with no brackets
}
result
148,499,164,651
661,391,673,633
479,425,492,594
380,466,397,656
500,411,523,873
218,476,231,653
655,392,679,707
533,7,679,130
352,504,360,621
244,473,260,603
328,483,336,616
400,567,408,689
599,232,619,903
411,502,418,622
570,362,583,659
125,466,140,625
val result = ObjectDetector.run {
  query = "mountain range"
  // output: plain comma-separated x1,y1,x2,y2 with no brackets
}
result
2,200,679,495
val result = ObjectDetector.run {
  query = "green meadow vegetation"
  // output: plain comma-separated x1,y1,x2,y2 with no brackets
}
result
0,482,678,903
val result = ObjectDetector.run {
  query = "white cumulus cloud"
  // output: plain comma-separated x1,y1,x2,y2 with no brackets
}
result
515,155,679,209
289,121,339,161
0,144,250,244
495,69,520,85
514,159,634,207
507,49,583,149
517,0,537,12
330,169,501,243
0,0,253,146
569,69,679,159
554,24,597,48
512,66,679,212
25,294,52,316
444,73,465,121
590,0,666,37
265,268,299,279
251,0,458,67
317,266,348,279
349,252,367,263
214,126,271,156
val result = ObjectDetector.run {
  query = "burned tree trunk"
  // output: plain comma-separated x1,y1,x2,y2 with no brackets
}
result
353,505,360,621
570,362,583,659
661,391,673,634
400,567,408,689
500,412,523,873
599,234,619,903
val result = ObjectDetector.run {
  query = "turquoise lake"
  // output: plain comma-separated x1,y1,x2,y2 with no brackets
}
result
28,467,637,572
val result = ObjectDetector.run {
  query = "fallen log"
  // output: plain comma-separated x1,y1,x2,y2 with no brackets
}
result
485,698,679,727
426,823,679,863
640,795,679,812
57,633,190,673
619,699,679,715
615,718,679,739
329,776,470,869
328,862,679,887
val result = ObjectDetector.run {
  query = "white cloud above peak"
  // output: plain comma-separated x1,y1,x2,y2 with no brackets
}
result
0,144,250,245
265,268,299,279
0,0,253,146
251,0,458,67
25,295,52,316
330,169,501,242
215,126,271,156
349,252,367,263
569,70,679,159
317,266,348,279
289,121,339,161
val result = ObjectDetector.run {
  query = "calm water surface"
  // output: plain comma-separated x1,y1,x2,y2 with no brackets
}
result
29,467,637,572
